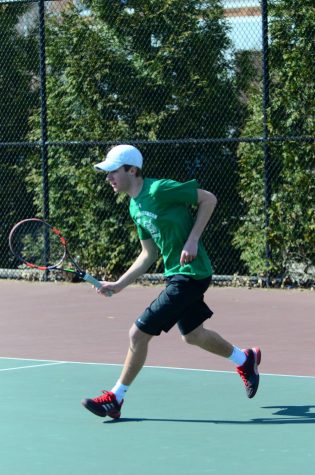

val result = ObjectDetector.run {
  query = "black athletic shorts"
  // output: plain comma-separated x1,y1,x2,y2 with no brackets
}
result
135,274,213,336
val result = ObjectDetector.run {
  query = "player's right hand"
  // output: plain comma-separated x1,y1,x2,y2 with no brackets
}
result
97,281,122,297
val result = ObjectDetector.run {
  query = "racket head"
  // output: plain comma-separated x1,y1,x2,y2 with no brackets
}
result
9,218,66,271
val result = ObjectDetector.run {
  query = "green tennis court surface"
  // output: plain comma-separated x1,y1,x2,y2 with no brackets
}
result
1,358,315,475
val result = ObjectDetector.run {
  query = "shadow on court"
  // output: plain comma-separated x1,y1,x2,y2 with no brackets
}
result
1,360,315,475
107,405,315,425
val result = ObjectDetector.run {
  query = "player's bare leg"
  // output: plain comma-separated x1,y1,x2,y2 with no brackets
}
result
119,324,154,385
182,324,233,357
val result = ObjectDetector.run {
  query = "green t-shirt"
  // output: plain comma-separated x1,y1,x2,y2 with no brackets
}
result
129,178,213,279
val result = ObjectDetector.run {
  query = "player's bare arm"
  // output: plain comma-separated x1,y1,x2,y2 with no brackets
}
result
98,238,158,296
180,189,217,265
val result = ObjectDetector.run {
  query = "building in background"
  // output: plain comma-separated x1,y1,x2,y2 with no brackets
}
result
223,0,262,50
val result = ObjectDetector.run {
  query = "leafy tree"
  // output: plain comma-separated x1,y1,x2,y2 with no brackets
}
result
234,0,315,279
0,4,38,268
27,0,245,277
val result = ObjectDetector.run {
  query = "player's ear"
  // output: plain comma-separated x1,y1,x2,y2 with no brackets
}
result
123,165,142,177
128,166,138,176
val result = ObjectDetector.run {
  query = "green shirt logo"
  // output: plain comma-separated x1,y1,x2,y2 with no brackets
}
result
130,178,213,279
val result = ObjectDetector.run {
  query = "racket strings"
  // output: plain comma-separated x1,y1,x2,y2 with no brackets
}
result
10,220,65,268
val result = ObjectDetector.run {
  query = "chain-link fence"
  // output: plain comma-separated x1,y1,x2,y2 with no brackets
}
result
1,0,314,286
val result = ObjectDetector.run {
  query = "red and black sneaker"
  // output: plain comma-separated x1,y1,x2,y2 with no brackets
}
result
236,348,261,399
81,391,123,418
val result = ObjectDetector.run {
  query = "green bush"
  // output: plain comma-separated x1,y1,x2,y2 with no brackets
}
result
233,0,315,279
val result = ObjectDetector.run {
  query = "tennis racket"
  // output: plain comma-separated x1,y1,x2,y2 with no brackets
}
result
9,218,111,294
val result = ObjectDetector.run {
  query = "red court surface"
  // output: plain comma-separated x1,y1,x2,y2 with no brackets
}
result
1,280,314,376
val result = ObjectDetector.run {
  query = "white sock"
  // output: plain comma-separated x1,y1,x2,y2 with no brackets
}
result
229,346,246,366
111,380,129,403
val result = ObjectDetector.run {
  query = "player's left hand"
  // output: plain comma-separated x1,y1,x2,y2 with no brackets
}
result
180,239,198,266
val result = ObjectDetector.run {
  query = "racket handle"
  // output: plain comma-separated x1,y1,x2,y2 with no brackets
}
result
83,273,113,297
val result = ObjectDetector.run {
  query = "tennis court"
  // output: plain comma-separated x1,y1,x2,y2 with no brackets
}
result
1,280,315,474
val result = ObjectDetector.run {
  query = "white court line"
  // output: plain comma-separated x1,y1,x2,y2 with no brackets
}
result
0,356,314,379
0,361,66,372
0,356,63,363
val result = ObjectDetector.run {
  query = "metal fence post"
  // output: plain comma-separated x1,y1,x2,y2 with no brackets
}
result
38,0,50,277
261,0,271,286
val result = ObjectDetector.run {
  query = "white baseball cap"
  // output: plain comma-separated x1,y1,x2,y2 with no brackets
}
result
94,144,143,172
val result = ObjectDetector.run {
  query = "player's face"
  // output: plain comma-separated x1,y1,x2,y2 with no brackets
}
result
106,166,132,193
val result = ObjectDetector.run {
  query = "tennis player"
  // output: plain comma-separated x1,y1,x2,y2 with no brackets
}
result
82,144,261,419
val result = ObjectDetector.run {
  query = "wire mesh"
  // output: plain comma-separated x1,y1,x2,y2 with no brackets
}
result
0,0,314,286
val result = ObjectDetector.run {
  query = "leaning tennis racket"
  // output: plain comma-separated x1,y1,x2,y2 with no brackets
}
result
9,218,107,291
